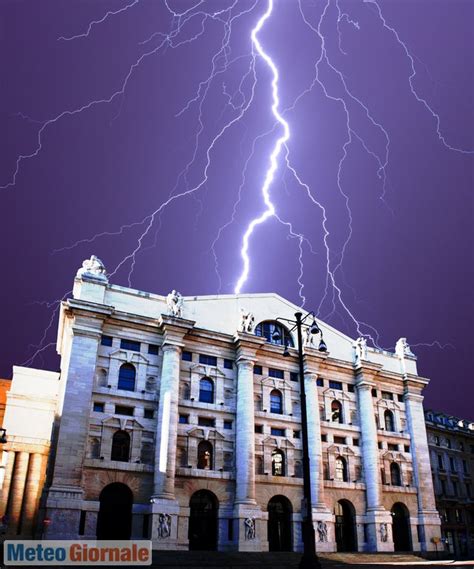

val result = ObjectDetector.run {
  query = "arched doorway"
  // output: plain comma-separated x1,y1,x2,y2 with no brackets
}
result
188,490,218,551
391,503,411,551
267,495,292,552
335,500,357,552
96,483,133,539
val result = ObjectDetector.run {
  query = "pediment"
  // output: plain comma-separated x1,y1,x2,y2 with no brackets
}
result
190,364,226,378
109,349,150,364
323,388,351,401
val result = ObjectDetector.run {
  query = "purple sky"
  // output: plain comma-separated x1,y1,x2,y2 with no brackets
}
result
1,1,473,418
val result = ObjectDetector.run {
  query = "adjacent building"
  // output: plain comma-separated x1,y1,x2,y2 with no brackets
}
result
425,410,474,558
0,256,442,553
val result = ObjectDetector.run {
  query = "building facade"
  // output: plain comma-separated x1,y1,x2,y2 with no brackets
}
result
1,256,442,552
425,410,474,558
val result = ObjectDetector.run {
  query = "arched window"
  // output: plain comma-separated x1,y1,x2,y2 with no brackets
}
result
335,456,348,482
331,400,343,423
90,437,100,459
197,440,213,470
384,410,395,431
111,430,130,462
255,321,294,347
199,378,214,403
270,390,283,414
272,449,285,476
390,462,402,486
118,363,136,392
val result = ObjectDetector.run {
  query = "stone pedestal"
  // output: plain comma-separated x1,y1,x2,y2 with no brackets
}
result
232,504,265,552
44,486,84,539
150,498,182,550
364,510,395,552
313,510,336,553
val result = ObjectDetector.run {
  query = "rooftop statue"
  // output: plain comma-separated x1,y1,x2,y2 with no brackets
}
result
167,290,183,318
76,255,108,282
395,337,414,358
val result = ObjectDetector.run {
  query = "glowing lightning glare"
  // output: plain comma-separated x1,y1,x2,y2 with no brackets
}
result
234,0,287,295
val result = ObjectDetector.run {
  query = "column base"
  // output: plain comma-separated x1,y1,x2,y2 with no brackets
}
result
363,509,394,552
43,486,84,539
232,503,266,552
416,510,442,552
313,508,336,553
151,497,183,550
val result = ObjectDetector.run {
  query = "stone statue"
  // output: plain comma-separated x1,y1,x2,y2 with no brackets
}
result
380,522,388,542
317,521,328,542
395,337,414,358
166,290,183,318
239,308,255,333
76,255,107,282
244,517,256,540
353,337,368,363
157,513,171,538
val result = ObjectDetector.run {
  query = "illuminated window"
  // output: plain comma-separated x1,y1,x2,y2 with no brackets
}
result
335,456,348,482
331,400,343,423
255,321,294,347
272,449,285,476
270,390,283,414
197,441,213,470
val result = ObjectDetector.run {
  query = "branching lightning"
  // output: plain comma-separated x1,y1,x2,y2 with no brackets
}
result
3,0,468,368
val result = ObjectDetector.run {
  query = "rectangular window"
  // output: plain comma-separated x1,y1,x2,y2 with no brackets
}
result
224,420,233,430
329,380,343,390
449,457,456,472
179,414,189,424
228,519,234,541
224,359,233,370
462,459,468,473
120,338,141,352
347,384,355,393
452,481,458,496
269,368,284,379
397,394,404,402
381,391,393,400
144,408,154,419
148,344,159,355
115,405,134,416
353,438,360,446
290,372,299,382
254,424,263,434
334,436,346,445
293,430,301,439
470,444,474,454
321,434,327,442
78,511,86,536
466,483,471,498
371,388,377,397
437,454,444,469
101,335,113,347
446,439,452,449
378,442,383,449
455,509,463,523
404,445,411,453
316,378,324,387
253,365,263,375
459,442,465,451
199,354,217,366
435,435,440,446
271,427,285,437
198,417,215,427
388,443,399,451
93,402,105,413
182,351,192,362
440,479,446,494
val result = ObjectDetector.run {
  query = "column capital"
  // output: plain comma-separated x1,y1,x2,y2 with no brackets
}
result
161,342,182,354
234,333,266,362
403,392,424,403
159,315,195,345
236,358,254,371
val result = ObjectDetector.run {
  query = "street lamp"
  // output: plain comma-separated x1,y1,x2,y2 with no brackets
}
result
0,429,7,445
274,311,326,569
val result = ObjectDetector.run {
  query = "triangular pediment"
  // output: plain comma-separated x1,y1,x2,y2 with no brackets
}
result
109,349,150,364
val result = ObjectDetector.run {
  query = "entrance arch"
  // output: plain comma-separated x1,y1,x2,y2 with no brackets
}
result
96,483,133,539
267,495,292,552
188,490,218,551
335,499,357,552
391,502,411,551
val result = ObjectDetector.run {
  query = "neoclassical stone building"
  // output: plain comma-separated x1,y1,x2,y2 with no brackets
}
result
3,256,442,553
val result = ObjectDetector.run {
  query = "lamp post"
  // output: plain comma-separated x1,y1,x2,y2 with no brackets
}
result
274,312,326,569
0,429,6,445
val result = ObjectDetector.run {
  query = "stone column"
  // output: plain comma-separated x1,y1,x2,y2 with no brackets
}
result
153,343,181,499
404,390,441,551
304,373,324,509
45,317,103,539
232,335,265,552
21,453,44,537
356,366,392,552
235,358,256,505
0,451,16,518
7,452,30,535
